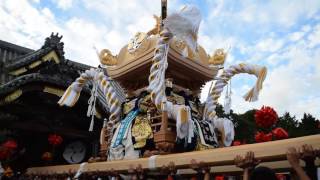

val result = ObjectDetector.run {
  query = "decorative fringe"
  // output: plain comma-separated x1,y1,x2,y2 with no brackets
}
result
180,107,188,124
214,118,234,147
243,66,267,102
87,81,98,131
58,86,81,107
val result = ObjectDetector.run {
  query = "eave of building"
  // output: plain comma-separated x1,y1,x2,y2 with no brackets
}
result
5,48,61,76
0,39,34,55
0,73,108,117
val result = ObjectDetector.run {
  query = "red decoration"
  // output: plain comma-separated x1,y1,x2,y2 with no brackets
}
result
276,174,286,180
255,106,278,128
0,148,10,160
48,134,63,146
42,152,53,161
2,140,17,150
272,128,289,140
255,131,272,142
255,131,265,143
232,140,241,146
263,133,273,142
215,175,224,180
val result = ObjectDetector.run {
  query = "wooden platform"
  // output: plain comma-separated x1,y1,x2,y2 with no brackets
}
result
27,135,320,175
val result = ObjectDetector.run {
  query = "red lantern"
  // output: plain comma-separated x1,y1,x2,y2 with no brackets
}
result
232,140,241,146
272,128,289,140
255,106,278,128
2,140,17,150
215,175,224,180
48,134,63,146
42,152,53,161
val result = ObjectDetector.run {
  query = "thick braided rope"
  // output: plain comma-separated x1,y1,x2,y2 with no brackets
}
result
205,63,267,120
58,68,121,124
147,29,172,110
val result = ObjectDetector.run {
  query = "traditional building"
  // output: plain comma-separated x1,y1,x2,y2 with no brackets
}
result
0,33,113,172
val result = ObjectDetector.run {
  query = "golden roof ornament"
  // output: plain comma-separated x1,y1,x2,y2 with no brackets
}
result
208,48,227,66
99,49,117,67
127,32,148,54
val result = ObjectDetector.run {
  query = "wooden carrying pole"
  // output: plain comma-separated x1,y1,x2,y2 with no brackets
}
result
27,135,320,175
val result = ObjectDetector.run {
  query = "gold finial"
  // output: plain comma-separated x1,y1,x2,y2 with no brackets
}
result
208,48,227,66
99,49,117,67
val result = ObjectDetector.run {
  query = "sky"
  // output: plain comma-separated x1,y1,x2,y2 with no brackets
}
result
0,0,319,119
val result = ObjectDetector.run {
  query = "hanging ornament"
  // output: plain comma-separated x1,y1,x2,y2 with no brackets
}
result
48,134,63,146
42,152,53,161
272,128,289,140
255,106,278,128
223,81,232,115
2,140,17,150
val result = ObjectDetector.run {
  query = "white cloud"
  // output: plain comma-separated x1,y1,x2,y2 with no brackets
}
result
307,24,320,48
0,0,319,119
227,42,320,119
256,38,284,53
0,0,60,48
53,0,74,10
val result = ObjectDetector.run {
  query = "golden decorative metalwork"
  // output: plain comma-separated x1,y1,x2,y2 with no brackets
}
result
10,68,27,76
28,60,42,69
99,49,118,66
1,90,23,104
10,50,60,76
127,32,149,54
42,51,60,63
123,99,135,115
139,94,153,113
132,115,153,149
43,86,65,97
208,49,227,66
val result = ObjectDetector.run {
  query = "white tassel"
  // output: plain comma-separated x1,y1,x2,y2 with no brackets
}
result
87,79,98,131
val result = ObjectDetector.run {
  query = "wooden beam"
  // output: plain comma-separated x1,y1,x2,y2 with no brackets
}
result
178,159,320,175
26,134,320,175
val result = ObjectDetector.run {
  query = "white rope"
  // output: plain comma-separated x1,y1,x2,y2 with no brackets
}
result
204,63,267,121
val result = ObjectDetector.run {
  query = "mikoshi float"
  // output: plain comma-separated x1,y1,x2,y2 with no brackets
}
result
24,1,320,179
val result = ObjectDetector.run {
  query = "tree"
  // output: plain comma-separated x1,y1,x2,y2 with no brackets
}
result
232,110,256,143
278,112,299,137
297,113,320,136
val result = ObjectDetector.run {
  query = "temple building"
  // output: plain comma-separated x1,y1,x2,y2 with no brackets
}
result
0,34,111,171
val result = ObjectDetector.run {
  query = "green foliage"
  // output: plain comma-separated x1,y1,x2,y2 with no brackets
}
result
216,104,319,143
277,112,299,137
